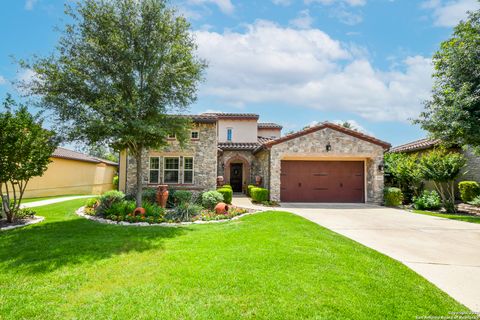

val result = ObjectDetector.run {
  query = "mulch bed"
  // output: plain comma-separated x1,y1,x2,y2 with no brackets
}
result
0,216,44,231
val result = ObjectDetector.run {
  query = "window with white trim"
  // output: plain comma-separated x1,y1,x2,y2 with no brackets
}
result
149,157,160,183
183,157,194,184
168,133,176,139
163,157,179,183
191,131,199,140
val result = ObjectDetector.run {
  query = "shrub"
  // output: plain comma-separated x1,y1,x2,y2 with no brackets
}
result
469,195,480,207
85,197,99,208
384,187,403,207
166,188,177,208
173,190,193,205
458,181,480,203
15,208,36,219
169,203,203,222
217,187,233,204
143,201,165,217
113,175,119,189
104,200,135,217
247,185,256,197
413,190,442,210
251,187,269,202
202,191,224,210
97,190,125,215
142,188,157,204
221,184,232,190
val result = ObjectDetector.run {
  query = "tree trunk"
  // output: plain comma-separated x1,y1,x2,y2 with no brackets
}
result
135,148,143,208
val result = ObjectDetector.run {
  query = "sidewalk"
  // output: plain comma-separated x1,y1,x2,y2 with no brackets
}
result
21,195,95,208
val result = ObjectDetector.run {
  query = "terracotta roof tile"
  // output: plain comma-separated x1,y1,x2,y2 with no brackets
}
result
202,112,259,120
258,122,283,129
389,138,441,153
262,122,391,150
52,147,118,165
218,142,261,151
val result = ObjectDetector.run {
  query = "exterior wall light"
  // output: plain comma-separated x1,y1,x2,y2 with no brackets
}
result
326,143,332,152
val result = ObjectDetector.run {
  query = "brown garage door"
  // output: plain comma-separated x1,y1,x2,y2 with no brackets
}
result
280,161,365,203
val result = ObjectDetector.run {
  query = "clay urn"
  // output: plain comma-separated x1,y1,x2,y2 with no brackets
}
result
214,202,229,215
255,175,262,186
133,207,146,216
156,185,169,208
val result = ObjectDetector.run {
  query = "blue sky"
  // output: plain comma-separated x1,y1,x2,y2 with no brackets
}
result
0,0,479,147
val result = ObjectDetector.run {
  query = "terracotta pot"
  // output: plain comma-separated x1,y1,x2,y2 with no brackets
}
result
133,207,146,216
255,175,262,186
214,202,229,215
156,185,169,208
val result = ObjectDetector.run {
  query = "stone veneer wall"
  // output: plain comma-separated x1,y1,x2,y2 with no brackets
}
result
252,149,270,189
126,123,217,194
218,150,256,187
461,147,480,183
268,127,385,204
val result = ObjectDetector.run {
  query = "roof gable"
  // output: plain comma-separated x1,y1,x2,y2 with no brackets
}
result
263,122,391,150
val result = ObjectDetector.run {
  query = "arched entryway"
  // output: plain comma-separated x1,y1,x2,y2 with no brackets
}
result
224,155,250,193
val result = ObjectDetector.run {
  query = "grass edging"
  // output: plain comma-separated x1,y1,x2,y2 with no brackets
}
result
75,206,261,227
0,216,45,232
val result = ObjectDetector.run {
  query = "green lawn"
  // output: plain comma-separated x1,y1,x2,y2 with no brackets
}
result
413,209,480,224
0,199,467,319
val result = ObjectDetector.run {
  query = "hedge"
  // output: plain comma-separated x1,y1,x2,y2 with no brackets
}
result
384,187,403,207
217,187,233,204
251,187,269,202
247,185,256,197
458,181,480,203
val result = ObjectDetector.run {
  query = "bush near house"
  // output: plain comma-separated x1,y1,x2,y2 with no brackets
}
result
459,181,480,203
221,184,232,190
201,191,224,210
413,190,442,210
217,187,233,204
251,187,269,203
173,190,193,205
469,196,480,207
247,185,256,197
384,187,403,207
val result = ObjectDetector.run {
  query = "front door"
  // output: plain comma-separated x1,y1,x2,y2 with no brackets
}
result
230,163,243,192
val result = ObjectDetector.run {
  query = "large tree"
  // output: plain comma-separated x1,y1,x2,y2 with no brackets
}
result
0,95,58,222
20,0,206,207
415,8,480,154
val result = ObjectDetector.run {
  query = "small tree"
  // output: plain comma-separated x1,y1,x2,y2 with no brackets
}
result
384,152,423,201
0,95,58,222
419,149,466,212
20,0,206,207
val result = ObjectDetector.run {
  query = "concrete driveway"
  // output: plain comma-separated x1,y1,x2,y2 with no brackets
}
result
283,203,480,312
232,197,480,312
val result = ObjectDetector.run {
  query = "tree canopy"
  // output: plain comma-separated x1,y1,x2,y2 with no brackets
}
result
20,0,206,206
415,9,480,154
0,95,59,222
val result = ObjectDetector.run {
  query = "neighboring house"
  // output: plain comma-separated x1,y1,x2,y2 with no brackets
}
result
23,147,118,198
390,138,480,184
118,113,390,204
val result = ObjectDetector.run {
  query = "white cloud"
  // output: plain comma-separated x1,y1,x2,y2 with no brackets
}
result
289,10,314,29
422,0,480,27
24,0,38,10
305,0,367,7
188,0,234,14
195,21,433,122
0,75,6,85
329,6,363,25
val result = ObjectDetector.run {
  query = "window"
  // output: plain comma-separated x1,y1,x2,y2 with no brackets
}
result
191,131,199,140
149,157,160,184
163,157,179,183
183,157,194,184
227,128,233,141
167,133,176,139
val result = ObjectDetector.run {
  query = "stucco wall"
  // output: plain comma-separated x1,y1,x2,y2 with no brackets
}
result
23,158,117,198
258,128,281,139
268,127,385,204
125,123,217,194
218,119,258,143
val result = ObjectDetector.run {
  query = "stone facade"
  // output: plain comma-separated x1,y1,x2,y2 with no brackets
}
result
218,150,256,190
268,127,385,204
252,149,270,189
462,147,480,182
126,123,217,194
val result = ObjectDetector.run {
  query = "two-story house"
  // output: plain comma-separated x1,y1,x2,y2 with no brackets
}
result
118,113,390,204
